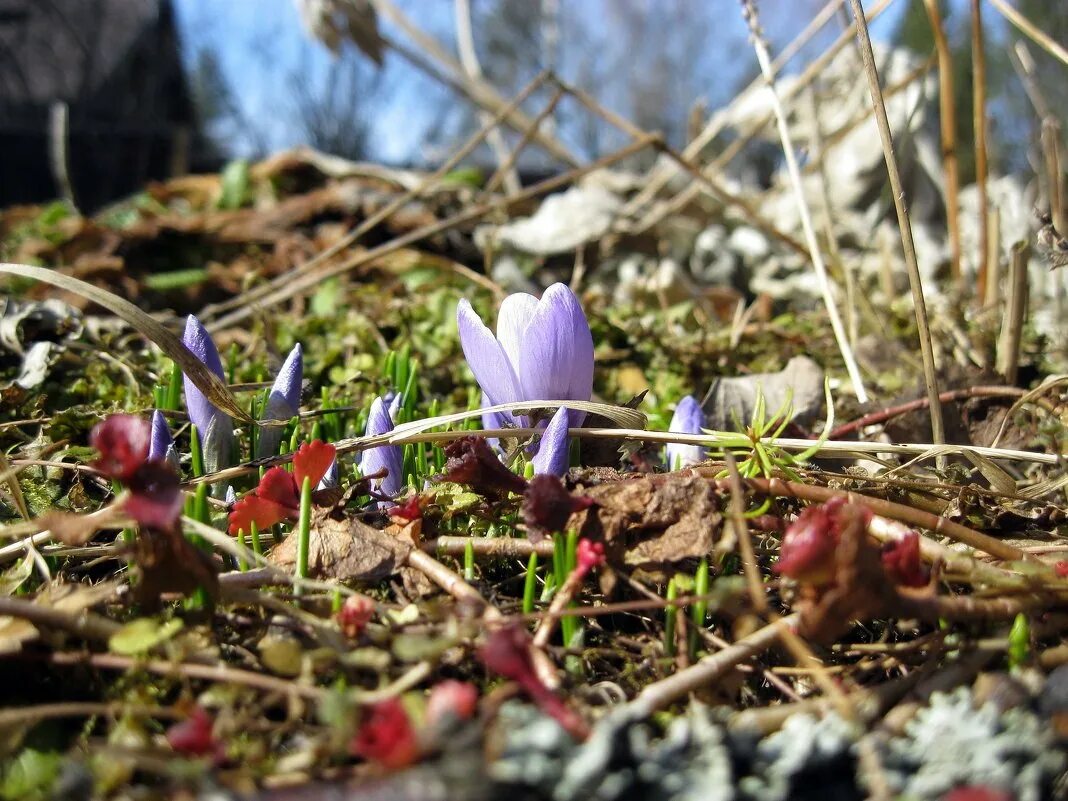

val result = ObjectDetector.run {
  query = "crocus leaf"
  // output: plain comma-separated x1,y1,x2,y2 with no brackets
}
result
0,262,253,422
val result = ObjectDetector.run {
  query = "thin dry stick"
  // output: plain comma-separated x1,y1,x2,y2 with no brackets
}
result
629,613,800,716
740,1,869,403
454,0,520,194
723,453,767,614
207,134,659,331
485,88,566,195
848,0,944,447
626,0,892,219
972,0,991,300
997,241,1031,384
1043,119,1066,233
922,0,962,283
988,0,1068,68
0,595,119,642
202,71,552,322
373,0,578,166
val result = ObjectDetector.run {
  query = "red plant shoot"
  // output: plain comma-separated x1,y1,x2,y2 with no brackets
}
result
228,440,336,534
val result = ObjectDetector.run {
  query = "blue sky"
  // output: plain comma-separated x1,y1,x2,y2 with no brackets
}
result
171,0,913,164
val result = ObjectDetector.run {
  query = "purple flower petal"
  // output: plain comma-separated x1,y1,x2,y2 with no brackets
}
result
148,410,178,470
258,343,303,458
517,284,594,427
495,292,539,372
457,299,522,408
359,396,404,497
387,392,403,423
182,315,233,468
531,406,570,477
666,395,707,469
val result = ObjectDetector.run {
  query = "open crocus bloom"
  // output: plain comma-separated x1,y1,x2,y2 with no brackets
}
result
457,283,594,430
457,283,592,475
666,395,707,469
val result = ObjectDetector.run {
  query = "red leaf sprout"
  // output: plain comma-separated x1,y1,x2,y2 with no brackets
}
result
349,697,420,770
228,440,336,535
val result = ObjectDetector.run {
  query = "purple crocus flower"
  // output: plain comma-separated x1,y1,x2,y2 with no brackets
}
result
457,284,594,427
182,315,233,473
358,395,404,497
666,395,706,470
531,406,570,477
148,410,178,470
256,343,303,459
457,283,594,467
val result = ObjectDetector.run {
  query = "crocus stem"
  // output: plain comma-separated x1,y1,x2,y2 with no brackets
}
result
189,424,205,478
164,360,182,411
523,553,539,616
664,578,679,659
688,558,709,662
249,521,262,557
295,476,312,593
464,540,475,582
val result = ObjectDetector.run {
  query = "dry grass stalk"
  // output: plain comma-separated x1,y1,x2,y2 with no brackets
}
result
846,0,944,448
972,0,991,301
454,0,520,194
1043,119,1066,233
739,1,870,403
922,0,962,283
988,0,1068,68
997,241,1031,384
203,71,553,322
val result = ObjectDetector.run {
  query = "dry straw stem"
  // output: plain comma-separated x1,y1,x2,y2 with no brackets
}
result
453,0,520,195
739,1,870,403
922,0,962,283
630,613,800,715
971,0,991,301
846,0,945,449
988,0,1068,68
997,241,1030,383
626,0,894,219
372,0,578,167
206,133,659,331
202,70,554,322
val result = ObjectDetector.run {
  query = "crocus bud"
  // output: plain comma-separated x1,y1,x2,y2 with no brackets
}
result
148,410,178,470
257,343,303,459
358,396,404,498
666,395,706,469
182,315,233,473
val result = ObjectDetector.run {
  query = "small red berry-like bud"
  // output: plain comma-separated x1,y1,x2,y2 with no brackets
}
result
166,706,217,758
881,530,928,587
349,698,419,770
337,594,375,638
426,680,478,726
575,539,606,578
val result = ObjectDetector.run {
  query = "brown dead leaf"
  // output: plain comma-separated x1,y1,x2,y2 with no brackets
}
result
38,506,124,546
567,475,722,581
269,511,412,582
134,529,220,610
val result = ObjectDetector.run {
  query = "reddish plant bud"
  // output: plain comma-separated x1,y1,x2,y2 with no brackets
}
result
337,594,375,638
1056,561,1068,578
776,497,872,586
575,538,605,579
349,698,420,770
521,474,595,542
881,530,928,587
91,414,151,482
441,436,528,498
166,706,218,759
389,495,423,521
425,680,478,726
480,624,587,739
124,461,184,532
942,787,1013,801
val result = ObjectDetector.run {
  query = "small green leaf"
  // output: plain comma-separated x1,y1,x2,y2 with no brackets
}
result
108,617,184,655
218,159,250,210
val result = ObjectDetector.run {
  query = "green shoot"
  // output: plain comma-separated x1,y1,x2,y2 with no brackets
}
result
295,476,312,593
523,553,539,615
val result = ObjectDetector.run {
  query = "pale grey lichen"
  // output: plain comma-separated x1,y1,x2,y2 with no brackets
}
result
882,687,1064,801
487,687,1064,801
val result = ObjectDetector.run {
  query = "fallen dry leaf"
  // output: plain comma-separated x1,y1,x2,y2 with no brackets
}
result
269,512,412,582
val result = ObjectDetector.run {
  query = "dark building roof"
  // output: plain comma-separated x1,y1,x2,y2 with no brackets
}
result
0,0,195,210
